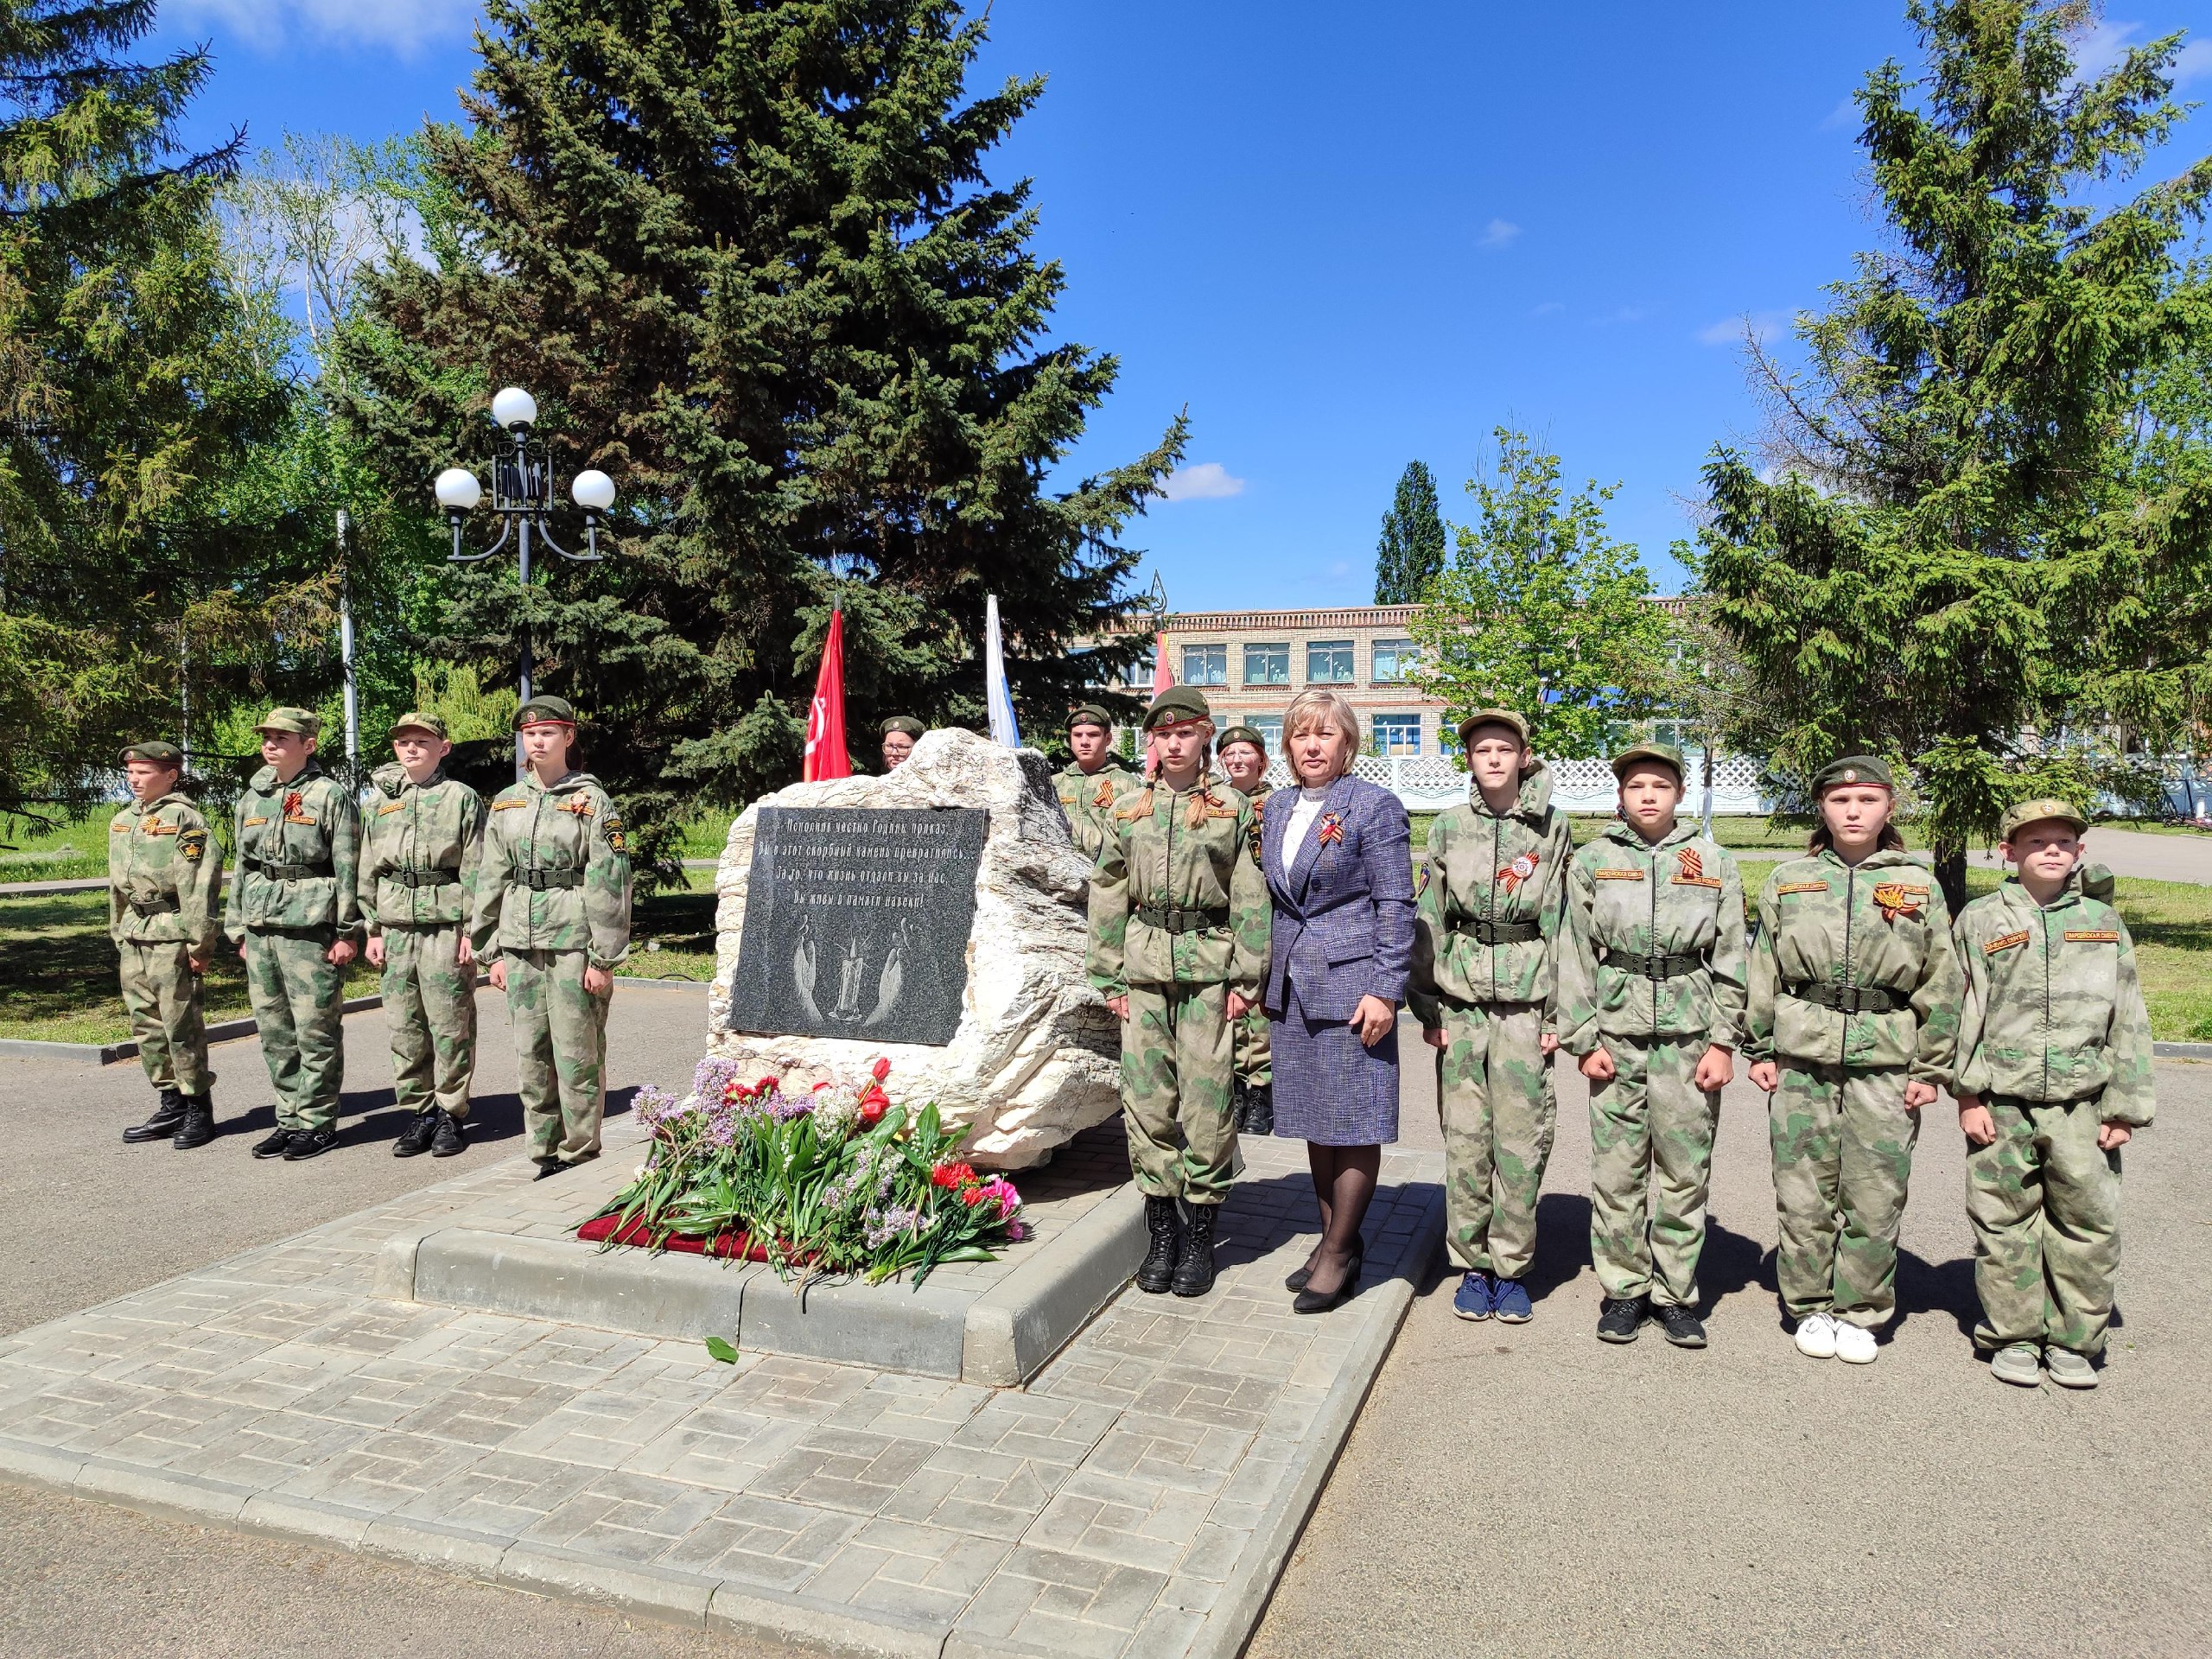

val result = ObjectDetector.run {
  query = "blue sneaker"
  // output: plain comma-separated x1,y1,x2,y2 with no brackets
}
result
1452,1270,1495,1321
1492,1277,1533,1323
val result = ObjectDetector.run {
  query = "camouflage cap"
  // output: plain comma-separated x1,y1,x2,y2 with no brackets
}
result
1065,702,1114,734
880,715,926,740
1456,708,1530,748
514,696,577,728
1611,741,1685,784
120,740,185,767
2000,796,2088,840
254,707,321,738
1812,753,1894,793
1217,724,1268,754
1142,685,1212,730
388,710,448,741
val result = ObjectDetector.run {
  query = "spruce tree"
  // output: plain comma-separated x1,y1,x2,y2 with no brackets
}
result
1700,0,2211,908
342,0,1181,868
1374,460,1446,604
0,0,287,810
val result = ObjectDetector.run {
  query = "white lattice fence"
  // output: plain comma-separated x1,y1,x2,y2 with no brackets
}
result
1261,752,1770,815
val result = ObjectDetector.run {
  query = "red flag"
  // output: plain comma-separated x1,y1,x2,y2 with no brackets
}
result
803,608,850,781
1146,637,1173,777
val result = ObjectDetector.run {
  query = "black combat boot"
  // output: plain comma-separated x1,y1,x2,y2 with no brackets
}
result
429,1110,467,1158
170,1094,215,1150
1171,1201,1219,1298
392,1107,439,1158
1242,1083,1274,1138
1135,1195,1181,1294
124,1089,187,1144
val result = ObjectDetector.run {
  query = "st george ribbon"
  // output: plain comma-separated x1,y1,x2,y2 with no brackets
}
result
726,806,989,1046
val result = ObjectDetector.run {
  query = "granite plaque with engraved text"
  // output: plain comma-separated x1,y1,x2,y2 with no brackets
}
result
726,806,989,1046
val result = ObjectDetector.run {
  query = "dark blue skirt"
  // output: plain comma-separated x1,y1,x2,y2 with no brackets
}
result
1267,974,1401,1147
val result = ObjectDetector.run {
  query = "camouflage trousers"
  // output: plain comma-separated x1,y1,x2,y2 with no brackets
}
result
117,938,211,1097
1769,1063,1919,1329
1121,981,1238,1205
1233,1006,1271,1088
1588,1036,1719,1306
1435,1001,1555,1280
1966,1094,2123,1357
504,948,610,1163
242,928,346,1132
381,925,477,1120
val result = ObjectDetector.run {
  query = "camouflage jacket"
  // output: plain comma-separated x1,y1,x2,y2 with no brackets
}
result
1952,873,2155,1124
1556,819,1749,1055
473,769,632,968
1408,763,1575,1028
1052,759,1139,864
1745,847,1962,1083
359,763,486,933
1088,772,1269,994
107,792,223,955
222,762,363,942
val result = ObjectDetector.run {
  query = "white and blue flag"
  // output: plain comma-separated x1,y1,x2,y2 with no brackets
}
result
984,594,1021,748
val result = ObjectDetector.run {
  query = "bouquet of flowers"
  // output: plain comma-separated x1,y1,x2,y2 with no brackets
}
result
583,1055,1025,1287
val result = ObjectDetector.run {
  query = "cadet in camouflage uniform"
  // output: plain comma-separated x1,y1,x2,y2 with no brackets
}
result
880,715,925,772
1217,724,1275,1136
1745,755,1962,1364
1090,687,1270,1297
474,697,632,1177
223,708,363,1161
1557,742,1746,1348
359,712,485,1159
1408,709,1574,1325
1052,702,1138,863
1952,798,2155,1389
110,741,225,1149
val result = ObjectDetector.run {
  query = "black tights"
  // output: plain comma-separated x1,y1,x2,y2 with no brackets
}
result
1302,1142,1380,1296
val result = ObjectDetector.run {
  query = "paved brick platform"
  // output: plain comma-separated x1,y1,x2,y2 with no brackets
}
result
0,1133,1440,1659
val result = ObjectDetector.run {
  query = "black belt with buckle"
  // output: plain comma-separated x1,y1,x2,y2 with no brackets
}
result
126,895,179,917
1786,981,1905,1014
1135,904,1229,934
1452,917,1542,946
520,868,584,892
245,855,333,880
389,868,461,888
1605,948,1703,979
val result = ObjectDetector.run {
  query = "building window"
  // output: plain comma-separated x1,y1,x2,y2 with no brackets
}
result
1372,639,1417,683
1243,643,1290,687
1306,640,1355,683
1371,714,1422,757
1180,644,1227,686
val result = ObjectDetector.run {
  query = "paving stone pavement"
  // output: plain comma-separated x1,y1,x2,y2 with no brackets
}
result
0,1128,1442,1659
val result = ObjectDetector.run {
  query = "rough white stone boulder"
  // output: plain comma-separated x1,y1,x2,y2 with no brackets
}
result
706,728,1121,1169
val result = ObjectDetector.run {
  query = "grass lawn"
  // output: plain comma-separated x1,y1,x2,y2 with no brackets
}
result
0,809,110,883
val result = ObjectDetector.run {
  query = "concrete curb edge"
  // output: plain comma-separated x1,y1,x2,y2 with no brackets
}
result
2152,1041,2212,1061
963,1183,1145,1386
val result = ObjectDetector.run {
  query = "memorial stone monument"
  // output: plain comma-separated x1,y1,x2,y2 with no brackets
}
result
709,727,1121,1167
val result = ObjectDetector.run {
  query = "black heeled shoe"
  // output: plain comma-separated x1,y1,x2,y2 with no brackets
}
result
1287,1236,1362,1302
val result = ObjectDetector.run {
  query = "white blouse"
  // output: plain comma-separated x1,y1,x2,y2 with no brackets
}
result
1281,786,1331,863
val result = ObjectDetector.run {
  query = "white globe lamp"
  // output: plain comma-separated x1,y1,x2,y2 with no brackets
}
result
571,469,616,512
491,386,538,430
434,467,482,512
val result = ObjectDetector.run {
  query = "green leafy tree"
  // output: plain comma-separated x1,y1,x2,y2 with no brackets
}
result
1374,459,1446,604
1410,429,1672,759
1700,0,2212,906
0,0,291,810
340,0,1181,874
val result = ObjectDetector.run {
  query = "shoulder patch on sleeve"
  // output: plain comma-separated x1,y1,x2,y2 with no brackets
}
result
179,828,207,861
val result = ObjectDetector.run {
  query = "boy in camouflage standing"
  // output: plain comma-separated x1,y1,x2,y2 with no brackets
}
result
1952,799,2154,1389
224,708,362,1161
1217,724,1275,1136
1052,703,1137,863
474,697,631,1178
359,712,485,1159
1090,688,1270,1298
111,741,225,1150
1408,710,1574,1325
1745,756,1962,1365
1557,742,1746,1348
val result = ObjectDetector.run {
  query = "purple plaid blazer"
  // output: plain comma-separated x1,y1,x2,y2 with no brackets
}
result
1260,773,1415,1022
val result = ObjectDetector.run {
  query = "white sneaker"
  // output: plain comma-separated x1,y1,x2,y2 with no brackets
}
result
1794,1312,1838,1359
1833,1321,1878,1364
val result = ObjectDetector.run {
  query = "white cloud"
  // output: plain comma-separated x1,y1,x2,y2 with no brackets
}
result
2065,18,2211,86
165,0,480,54
1159,462,1246,503
1820,97,1859,132
1697,310,1789,348
1529,300,1565,318
2175,38,2212,86
1478,217,1522,249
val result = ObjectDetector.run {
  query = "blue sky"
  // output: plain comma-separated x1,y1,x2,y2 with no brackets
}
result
154,0,2212,608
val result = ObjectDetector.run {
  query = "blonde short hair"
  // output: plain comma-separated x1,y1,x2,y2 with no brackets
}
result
1281,690,1362,781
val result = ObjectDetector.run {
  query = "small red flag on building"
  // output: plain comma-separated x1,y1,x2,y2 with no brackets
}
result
803,608,850,781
